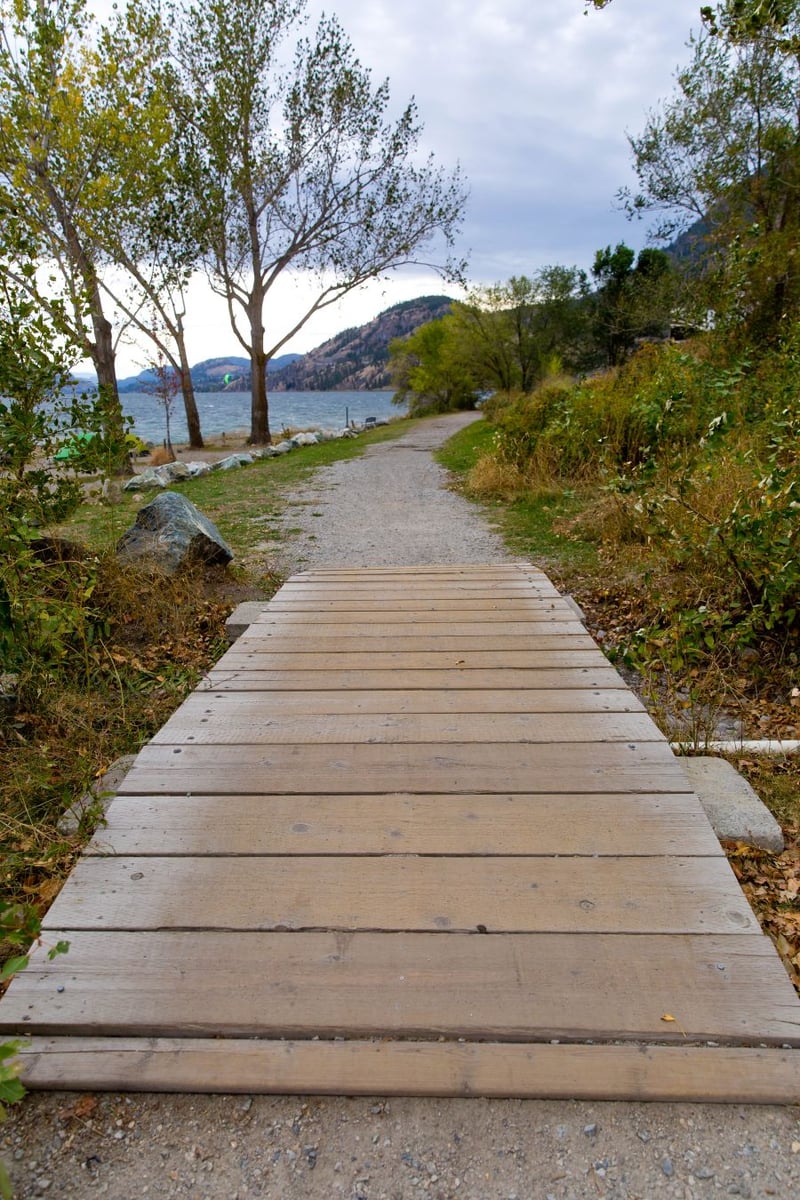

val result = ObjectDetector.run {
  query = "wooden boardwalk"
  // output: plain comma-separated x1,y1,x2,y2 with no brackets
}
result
4,564,800,1101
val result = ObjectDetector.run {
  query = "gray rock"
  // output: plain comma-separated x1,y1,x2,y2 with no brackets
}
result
185,461,211,477
123,468,167,491
116,491,234,574
0,672,18,711
291,432,320,446
212,454,246,471
680,756,784,852
272,441,294,454
155,461,190,483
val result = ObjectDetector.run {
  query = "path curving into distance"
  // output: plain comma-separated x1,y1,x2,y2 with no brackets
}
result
274,411,512,571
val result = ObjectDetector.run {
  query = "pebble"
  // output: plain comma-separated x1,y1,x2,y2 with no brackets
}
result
662,1157,675,1177
584,1123,598,1137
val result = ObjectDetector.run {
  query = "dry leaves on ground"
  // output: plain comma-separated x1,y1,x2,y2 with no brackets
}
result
725,834,800,994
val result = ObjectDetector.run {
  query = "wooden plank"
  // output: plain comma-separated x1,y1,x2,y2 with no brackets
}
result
120,740,687,795
200,668,632,692
261,598,572,613
229,633,595,655
17,1038,800,1103
168,688,646,719
276,587,556,600
239,620,587,638
214,649,611,671
4,931,798,1044
151,711,661,746
250,606,580,625
86,792,722,858
44,855,757,935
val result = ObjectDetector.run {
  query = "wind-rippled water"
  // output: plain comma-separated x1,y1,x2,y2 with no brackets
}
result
121,389,403,444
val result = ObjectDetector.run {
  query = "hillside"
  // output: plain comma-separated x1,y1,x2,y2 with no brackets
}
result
268,295,454,391
117,353,301,393
113,296,453,394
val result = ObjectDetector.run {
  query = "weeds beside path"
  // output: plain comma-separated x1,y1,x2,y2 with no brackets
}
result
437,416,800,999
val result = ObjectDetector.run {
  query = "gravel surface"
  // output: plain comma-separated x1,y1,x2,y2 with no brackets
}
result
4,411,800,1200
272,412,512,572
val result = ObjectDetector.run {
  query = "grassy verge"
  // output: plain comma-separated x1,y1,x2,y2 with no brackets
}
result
58,418,418,561
436,417,599,580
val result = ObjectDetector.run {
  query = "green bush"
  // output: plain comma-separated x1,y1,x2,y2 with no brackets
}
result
485,343,741,482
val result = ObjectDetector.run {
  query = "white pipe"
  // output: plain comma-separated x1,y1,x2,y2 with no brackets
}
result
670,739,800,755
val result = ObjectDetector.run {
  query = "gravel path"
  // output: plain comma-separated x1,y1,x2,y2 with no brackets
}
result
4,412,800,1199
272,412,511,573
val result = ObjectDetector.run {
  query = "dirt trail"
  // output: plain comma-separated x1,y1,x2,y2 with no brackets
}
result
4,412,800,1200
272,411,511,572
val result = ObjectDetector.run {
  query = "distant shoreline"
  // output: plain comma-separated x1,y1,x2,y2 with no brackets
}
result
121,389,402,446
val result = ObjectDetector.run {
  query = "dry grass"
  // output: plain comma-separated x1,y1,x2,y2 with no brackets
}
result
0,555,260,931
466,451,564,503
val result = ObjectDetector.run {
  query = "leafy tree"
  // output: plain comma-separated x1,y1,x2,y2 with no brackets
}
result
89,7,206,448
0,0,152,452
389,315,477,414
620,5,800,344
170,0,467,444
452,268,590,395
591,243,674,365
0,248,116,672
586,0,793,29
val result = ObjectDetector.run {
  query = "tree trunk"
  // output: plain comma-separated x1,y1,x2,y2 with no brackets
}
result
176,325,204,448
90,305,133,477
248,294,271,444
249,344,271,444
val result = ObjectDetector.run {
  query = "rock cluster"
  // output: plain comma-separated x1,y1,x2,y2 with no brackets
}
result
122,427,363,492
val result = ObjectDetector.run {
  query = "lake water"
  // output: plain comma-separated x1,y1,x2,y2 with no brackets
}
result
122,389,403,444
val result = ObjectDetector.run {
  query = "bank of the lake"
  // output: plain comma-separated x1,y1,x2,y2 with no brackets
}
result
122,389,402,444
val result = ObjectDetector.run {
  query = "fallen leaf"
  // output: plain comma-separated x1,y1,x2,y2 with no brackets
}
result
661,1014,676,1023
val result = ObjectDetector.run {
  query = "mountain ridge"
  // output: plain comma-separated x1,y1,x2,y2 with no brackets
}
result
112,295,454,393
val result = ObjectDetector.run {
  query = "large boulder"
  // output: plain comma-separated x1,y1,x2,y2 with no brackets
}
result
116,491,233,574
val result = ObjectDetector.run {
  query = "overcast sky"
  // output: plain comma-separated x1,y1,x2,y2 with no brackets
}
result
109,0,705,374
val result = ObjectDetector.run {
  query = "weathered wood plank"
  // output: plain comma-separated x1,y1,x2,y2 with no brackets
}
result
261,598,570,613
227,633,597,652
120,740,686,795
215,649,611,671
275,589,556,602
200,668,632,691
152,710,661,746
168,688,646,719
17,1038,800,1103
238,621,587,639
87,792,719,858
3,931,798,1044
249,607,580,625
44,855,757,935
